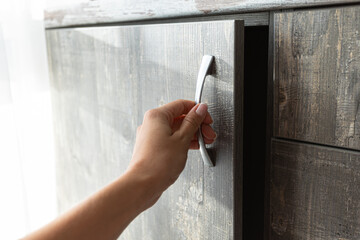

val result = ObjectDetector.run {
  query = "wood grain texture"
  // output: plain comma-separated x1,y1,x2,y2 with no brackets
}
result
44,0,360,28
270,139,360,239
46,20,243,239
274,6,360,151
45,11,268,29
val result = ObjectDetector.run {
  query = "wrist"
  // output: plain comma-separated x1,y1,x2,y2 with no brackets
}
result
124,167,163,212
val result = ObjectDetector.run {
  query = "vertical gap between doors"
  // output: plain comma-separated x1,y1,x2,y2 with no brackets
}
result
242,26,269,240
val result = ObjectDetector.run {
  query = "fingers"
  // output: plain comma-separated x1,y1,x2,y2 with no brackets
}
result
189,138,215,149
203,137,215,144
173,115,214,135
204,112,213,124
189,133,215,149
190,125,216,141
189,140,199,149
178,103,207,141
171,115,185,132
201,124,216,140
158,99,196,124
145,99,215,144
152,99,213,126
189,123,217,149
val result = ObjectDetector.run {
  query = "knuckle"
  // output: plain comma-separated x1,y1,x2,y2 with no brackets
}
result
183,115,199,131
144,109,160,120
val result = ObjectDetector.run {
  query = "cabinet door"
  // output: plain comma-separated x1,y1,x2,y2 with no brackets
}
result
46,20,244,239
270,139,360,239
273,6,360,150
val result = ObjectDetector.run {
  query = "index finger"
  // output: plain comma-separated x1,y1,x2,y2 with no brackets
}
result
159,99,213,125
158,99,196,123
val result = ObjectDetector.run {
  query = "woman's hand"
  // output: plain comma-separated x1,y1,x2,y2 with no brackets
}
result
22,99,216,240
127,99,216,207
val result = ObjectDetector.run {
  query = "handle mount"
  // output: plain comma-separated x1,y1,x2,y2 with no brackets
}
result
195,55,215,167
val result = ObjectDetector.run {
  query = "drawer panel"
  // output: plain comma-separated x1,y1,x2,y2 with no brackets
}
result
270,139,360,239
273,7,360,150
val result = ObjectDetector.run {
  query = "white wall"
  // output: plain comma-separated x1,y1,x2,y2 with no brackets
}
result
0,0,56,238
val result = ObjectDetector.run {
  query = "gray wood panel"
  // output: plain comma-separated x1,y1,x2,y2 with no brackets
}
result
45,11,269,29
44,0,360,28
46,20,243,239
274,6,360,151
270,139,360,239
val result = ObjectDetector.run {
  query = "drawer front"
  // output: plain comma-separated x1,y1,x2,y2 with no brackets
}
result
46,20,244,239
270,139,360,239
273,7,360,150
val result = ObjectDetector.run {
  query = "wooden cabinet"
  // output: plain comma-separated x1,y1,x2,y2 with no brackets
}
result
45,1,360,240
271,6,360,239
273,6,360,150
270,139,360,239
46,20,244,239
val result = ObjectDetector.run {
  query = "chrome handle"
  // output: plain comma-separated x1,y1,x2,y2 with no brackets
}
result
195,55,215,167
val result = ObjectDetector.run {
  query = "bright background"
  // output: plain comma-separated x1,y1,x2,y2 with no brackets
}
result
0,0,56,238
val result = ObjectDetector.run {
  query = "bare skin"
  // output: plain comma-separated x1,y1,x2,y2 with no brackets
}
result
22,99,216,240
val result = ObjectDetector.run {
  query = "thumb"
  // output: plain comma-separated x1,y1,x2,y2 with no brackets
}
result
179,103,207,141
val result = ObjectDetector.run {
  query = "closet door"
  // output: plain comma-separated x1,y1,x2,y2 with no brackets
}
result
46,20,244,239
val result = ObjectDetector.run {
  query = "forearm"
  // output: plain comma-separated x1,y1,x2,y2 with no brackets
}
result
22,100,213,240
23,171,156,240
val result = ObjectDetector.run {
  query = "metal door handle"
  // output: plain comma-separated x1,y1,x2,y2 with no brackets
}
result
195,55,215,167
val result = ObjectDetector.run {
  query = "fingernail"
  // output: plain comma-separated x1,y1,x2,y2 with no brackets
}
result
196,103,207,117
